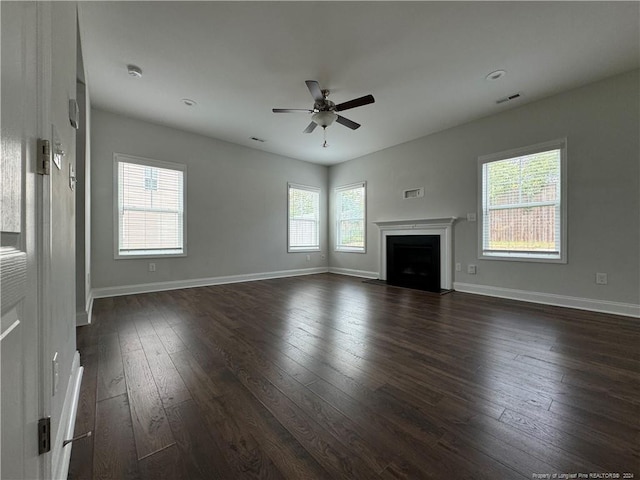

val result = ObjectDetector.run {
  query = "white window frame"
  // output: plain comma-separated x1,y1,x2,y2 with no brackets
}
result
113,153,187,259
287,183,321,252
335,182,366,253
478,138,567,263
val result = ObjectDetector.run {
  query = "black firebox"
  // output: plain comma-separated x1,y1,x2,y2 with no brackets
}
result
386,235,440,292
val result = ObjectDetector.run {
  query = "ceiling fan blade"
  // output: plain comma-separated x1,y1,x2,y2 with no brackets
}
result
336,115,361,130
305,80,324,102
273,108,313,113
335,94,375,112
303,122,318,133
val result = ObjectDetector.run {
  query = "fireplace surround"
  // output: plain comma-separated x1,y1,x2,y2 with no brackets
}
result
374,218,457,291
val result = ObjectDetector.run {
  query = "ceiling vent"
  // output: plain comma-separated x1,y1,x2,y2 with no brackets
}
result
496,92,522,104
403,187,424,199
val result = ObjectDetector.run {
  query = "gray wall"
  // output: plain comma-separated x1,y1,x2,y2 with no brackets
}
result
75,25,92,325
91,70,639,310
91,109,329,290
48,0,79,463
329,70,639,306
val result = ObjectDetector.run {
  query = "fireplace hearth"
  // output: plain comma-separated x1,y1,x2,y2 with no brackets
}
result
386,235,440,292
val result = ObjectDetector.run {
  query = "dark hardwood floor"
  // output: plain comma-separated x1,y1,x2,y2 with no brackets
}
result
68,273,640,479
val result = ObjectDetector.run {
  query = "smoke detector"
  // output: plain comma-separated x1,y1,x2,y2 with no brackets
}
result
127,64,143,78
486,69,506,81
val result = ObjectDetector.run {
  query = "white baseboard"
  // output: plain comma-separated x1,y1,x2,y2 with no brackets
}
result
75,310,89,326
91,267,330,298
52,351,84,480
454,282,640,318
89,269,639,317
75,291,94,326
329,267,379,279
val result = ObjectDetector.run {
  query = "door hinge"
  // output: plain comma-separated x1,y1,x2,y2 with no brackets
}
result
37,139,51,175
38,417,51,454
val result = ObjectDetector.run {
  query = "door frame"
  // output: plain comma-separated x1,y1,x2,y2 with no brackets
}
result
36,2,54,478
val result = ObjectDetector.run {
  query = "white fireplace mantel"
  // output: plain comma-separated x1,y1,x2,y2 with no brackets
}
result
374,217,457,290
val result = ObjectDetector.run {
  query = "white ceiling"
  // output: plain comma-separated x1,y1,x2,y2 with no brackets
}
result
78,2,639,166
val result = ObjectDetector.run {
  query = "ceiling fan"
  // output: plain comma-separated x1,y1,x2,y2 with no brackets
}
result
273,80,375,145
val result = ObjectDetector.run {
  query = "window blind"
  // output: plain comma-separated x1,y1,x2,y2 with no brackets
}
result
116,156,185,257
288,184,320,251
481,145,563,260
336,183,365,252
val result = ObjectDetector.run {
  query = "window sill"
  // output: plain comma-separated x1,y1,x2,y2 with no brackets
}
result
335,247,366,254
115,251,186,260
479,251,566,264
288,247,321,253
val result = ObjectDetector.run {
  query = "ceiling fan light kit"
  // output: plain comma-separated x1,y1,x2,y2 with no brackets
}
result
312,111,338,127
273,80,375,147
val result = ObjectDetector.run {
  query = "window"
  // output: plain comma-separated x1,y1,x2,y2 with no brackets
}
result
114,154,186,258
288,183,320,252
335,182,366,252
479,139,566,262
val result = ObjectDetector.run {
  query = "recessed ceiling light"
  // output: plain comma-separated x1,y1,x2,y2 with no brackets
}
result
181,98,197,107
486,69,506,81
127,64,143,78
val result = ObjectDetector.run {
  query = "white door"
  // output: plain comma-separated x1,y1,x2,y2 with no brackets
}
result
1,1,43,479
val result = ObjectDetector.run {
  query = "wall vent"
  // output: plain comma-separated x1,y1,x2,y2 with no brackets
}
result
496,92,522,104
403,187,424,199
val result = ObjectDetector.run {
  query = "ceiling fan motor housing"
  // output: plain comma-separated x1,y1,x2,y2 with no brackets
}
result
314,98,335,112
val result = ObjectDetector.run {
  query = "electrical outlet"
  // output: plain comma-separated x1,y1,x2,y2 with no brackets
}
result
306,254,311,261
467,213,477,222
467,264,477,274
595,272,608,285
455,263,461,272
149,263,156,272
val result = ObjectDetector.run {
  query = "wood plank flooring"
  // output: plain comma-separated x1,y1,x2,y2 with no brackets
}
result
68,273,640,479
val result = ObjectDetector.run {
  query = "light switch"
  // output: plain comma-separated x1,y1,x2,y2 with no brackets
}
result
52,352,59,396
69,99,80,129
52,125,63,170
69,163,76,191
